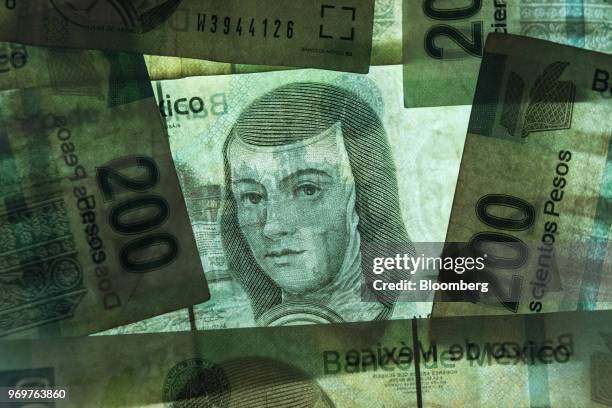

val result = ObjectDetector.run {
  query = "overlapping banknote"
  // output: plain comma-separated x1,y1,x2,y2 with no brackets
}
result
144,0,403,79
0,42,159,92
0,0,375,73
0,0,401,89
403,0,612,107
96,65,470,335
433,34,611,317
0,47,209,339
3,310,612,406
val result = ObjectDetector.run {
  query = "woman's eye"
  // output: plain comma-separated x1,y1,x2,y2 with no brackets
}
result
296,183,321,197
241,192,263,204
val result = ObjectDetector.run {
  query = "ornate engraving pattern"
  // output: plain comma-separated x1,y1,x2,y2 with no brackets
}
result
163,358,230,408
0,196,86,337
373,0,396,40
522,61,575,138
45,48,105,99
49,0,183,34
520,0,612,52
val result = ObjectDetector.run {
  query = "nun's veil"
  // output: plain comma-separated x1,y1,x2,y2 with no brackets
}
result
221,82,415,320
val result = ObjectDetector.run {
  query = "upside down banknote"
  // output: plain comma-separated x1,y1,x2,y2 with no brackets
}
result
433,34,611,317
0,0,375,73
96,65,469,335
3,310,612,406
0,47,209,339
403,0,612,107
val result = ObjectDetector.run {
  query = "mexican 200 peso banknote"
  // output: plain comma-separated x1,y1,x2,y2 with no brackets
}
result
434,34,611,317
0,48,209,339
0,0,375,73
4,310,612,407
403,0,612,107
100,65,469,335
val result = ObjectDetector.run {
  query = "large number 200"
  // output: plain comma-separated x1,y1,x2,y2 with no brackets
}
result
423,0,483,59
470,194,535,312
96,156,179,273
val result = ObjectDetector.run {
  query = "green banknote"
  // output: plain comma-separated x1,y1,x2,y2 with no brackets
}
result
3,310,612,406
163,65,469,330
96,65,468,335
0,0,374,73
0,0,400,90
403,0,612,107
433,34,611,318
0,42,290,92
0,47,209,339
143,0,403,80
0,42,234,91
0,42,170,91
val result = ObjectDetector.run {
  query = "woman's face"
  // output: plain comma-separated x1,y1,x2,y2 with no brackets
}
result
228,124,352,295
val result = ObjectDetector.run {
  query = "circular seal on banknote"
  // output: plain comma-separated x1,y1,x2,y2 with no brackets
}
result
257,302,345,326
162,358,230,407
50,0,183,33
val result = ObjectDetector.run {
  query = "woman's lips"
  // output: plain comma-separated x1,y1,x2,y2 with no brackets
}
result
265,249,306,266
265,249,306,258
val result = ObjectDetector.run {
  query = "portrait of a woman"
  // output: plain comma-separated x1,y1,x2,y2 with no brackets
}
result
221,82,414,326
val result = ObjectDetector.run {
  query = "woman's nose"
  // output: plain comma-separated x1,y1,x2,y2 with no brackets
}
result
262,197,296,239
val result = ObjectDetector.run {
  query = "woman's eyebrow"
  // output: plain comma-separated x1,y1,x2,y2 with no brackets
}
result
232,177,262,186
280,169,332,185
